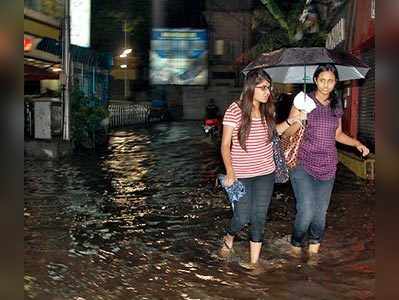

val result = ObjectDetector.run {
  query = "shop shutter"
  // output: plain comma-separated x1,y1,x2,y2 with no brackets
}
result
358,47,375,151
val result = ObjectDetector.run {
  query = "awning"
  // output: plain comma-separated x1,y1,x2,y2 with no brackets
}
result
36,37,113,69
24,64,59,81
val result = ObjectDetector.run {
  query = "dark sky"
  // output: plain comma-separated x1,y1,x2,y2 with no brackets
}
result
152,0,206,28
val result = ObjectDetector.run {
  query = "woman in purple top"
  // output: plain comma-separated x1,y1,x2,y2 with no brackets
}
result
285,64,370,262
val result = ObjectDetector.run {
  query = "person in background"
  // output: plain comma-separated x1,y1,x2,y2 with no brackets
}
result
205,98,219,119
275,92,294,124
204,98,221,136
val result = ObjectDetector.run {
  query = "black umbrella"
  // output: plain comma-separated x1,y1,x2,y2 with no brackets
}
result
242,47,369,84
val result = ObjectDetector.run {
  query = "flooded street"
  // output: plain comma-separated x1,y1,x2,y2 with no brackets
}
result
25,121,375,300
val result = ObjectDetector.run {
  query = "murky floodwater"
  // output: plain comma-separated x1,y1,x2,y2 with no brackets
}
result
25,121,375,300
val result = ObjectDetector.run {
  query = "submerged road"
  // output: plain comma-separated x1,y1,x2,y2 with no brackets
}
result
25,121,375,300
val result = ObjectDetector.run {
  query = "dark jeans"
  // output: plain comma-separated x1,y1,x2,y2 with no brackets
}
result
226,173,275,242
289,165,335,247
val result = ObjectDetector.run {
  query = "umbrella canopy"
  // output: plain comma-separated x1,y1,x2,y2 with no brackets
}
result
242,47,369,83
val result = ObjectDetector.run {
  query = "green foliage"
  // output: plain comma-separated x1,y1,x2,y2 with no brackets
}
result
249,0,344,60
248,22,288,60
259,0,306,42
71,89,109,149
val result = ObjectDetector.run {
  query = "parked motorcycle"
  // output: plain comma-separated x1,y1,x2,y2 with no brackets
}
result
203,118,219,138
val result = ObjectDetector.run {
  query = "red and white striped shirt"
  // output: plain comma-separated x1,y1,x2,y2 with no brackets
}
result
223,102,275,179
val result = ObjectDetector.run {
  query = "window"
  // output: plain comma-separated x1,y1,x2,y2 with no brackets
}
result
214,40,224,55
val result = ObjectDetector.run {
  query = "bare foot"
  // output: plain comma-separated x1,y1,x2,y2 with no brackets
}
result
239,261,258,270
290,246,302,258
307,252,320,266
308,243,320,254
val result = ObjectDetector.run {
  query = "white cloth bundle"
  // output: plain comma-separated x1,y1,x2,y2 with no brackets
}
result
293,91,316,113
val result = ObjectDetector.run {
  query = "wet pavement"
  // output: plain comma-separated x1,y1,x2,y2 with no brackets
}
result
25,121,375,300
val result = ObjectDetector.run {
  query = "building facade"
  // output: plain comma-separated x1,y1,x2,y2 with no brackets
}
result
24,0,112,140
179,0,254,120
24,0,112,102
325,0,375,179
326,0,375,152
24,3,63,94
204,0,253,87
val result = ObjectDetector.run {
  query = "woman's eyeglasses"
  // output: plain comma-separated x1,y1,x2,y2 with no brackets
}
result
256,85,273,92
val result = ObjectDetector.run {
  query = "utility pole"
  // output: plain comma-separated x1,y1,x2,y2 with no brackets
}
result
62,0,71,140
123,20,130,99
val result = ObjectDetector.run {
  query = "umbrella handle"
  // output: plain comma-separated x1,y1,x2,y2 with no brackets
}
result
303,65,307,126
300,109,308,126
303,65,308,127
303,64,307,95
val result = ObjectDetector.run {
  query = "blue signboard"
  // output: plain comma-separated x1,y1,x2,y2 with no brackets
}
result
150,28,208,85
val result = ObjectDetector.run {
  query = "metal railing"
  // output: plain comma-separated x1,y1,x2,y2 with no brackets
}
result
108,102,151,128
24,101,34,138
25,99,152,138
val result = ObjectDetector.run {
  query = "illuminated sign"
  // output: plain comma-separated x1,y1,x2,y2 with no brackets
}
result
150,28,208,85
70,0,91,47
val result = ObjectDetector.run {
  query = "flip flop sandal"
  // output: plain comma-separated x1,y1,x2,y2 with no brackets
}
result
216,239,234,260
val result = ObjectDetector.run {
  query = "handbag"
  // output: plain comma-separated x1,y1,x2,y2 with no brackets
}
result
272,129,289,183
280,124,305,169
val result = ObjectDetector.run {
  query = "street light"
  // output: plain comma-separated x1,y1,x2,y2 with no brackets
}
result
119,48,132,57
122,20,130,99
51,67,62,72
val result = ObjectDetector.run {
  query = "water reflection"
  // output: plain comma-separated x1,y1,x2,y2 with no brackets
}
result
25,121,375,299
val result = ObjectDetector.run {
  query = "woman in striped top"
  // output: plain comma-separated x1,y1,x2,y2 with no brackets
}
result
218,68,301,269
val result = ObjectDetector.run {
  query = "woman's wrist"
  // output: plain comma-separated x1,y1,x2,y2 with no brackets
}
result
226,169,235,177
353,140,362,147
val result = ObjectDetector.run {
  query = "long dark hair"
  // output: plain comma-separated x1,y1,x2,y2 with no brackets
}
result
237,69,275,151
313,64,340,113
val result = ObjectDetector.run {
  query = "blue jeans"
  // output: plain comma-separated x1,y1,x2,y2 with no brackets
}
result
289,165,335,247
226,173,275,242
